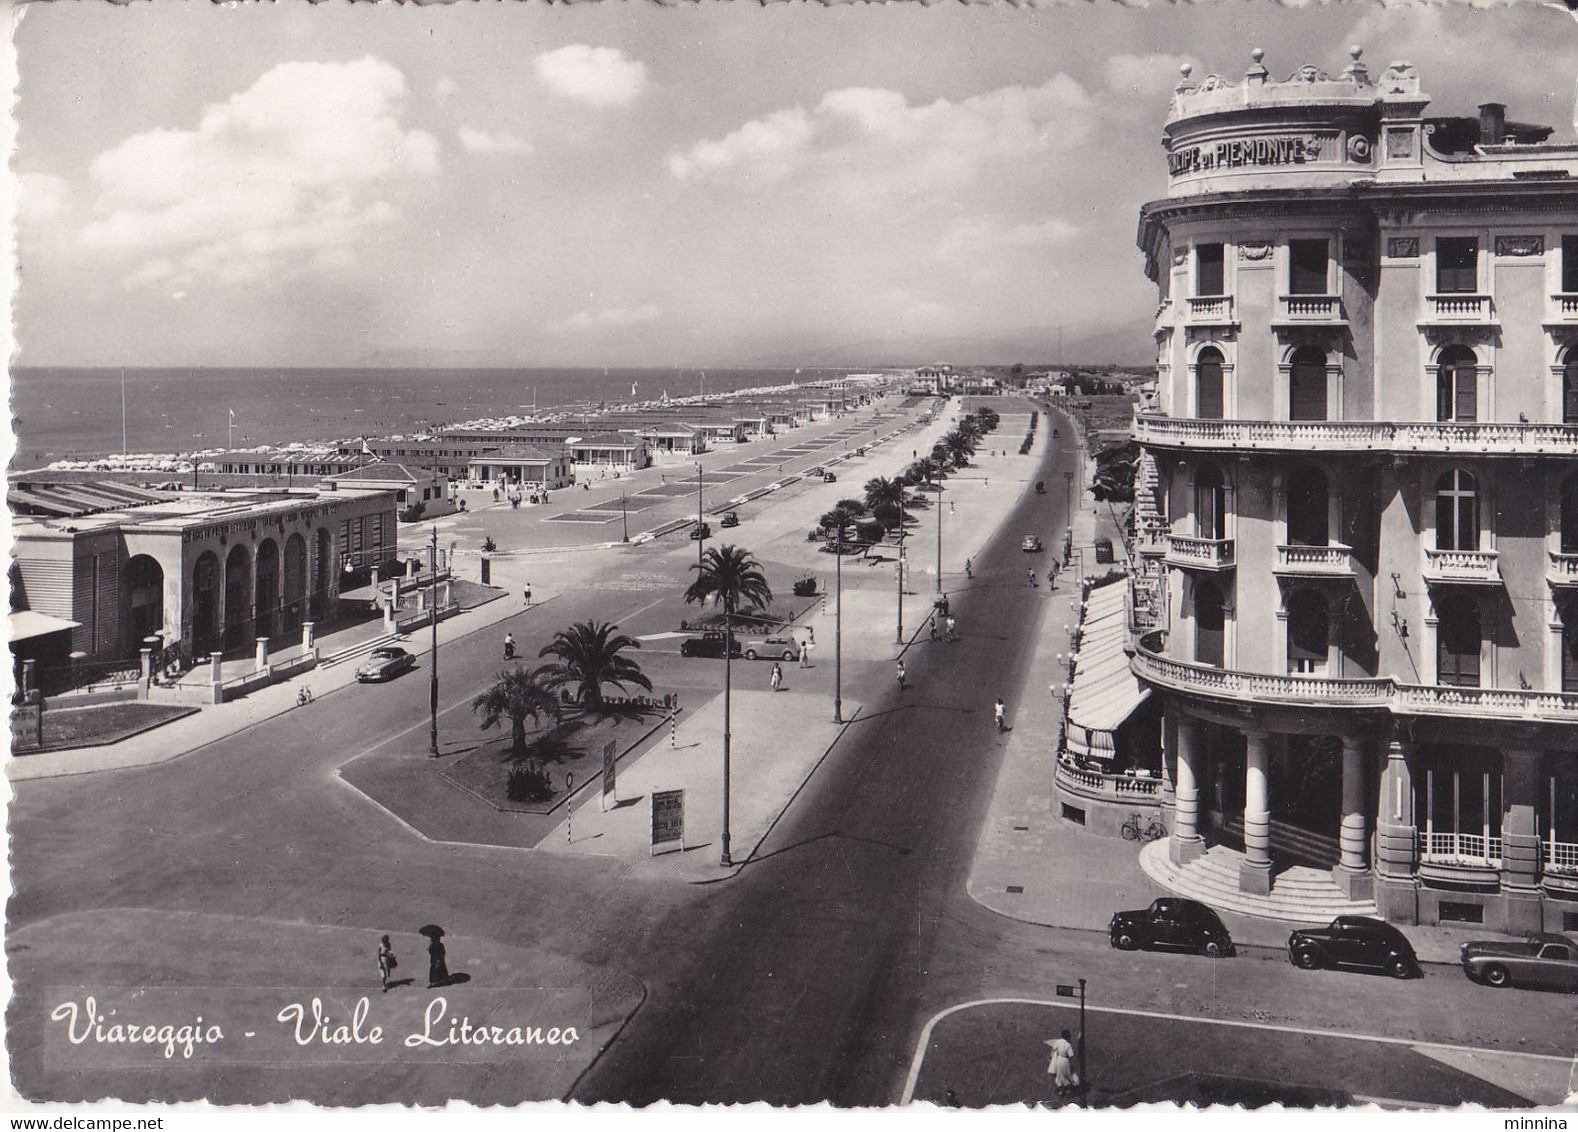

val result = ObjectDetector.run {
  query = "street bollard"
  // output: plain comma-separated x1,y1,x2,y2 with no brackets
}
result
566,772,575,844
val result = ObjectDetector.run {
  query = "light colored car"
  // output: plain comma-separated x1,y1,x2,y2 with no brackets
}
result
738,634,803,661
1021,535,1044,552
356,646,416,683
1461,933,1578,992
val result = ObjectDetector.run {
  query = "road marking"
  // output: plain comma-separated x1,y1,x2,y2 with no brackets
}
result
898,996,1575,1105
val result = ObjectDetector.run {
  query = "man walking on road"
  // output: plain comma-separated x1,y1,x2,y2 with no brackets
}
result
798,640,811,668
896,660,907,692
946,614,958,642
994,697,1007,733
964,558,973,580
1027,568,1037,588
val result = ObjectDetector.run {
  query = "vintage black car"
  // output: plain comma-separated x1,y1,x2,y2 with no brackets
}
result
1109,898,1233,958
689,521,712,541
719,511,740,528
1460,933,1578,992
679,631,744,659
1287,916,1420,979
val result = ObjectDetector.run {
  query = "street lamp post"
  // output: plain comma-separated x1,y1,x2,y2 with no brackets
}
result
428,525,440,757
621,491,629,543
1064,470,1076,523
895,488,907,645
696,462,705,568
834,525,844,724
935,481,944,593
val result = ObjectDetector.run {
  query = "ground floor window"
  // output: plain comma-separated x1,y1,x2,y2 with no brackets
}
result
1417,762,1503,866
1546,769,1578,874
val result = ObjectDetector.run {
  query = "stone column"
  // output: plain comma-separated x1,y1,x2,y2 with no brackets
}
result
1240,729,1273,895
210,651,223,683
302,622,316,652
21,658,36,701
255,637,269,670
140,647,154,684
1170,716,1205,865
1500,749,1545,935
1336,736,1374,900
1159,709,1178,826
1375,739,1420,924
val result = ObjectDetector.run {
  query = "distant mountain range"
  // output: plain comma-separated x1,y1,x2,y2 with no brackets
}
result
354,318,1155,371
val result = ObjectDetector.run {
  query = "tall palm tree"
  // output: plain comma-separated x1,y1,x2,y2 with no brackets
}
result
538,620,652,714
942,430,975,468
863,476,905,513
683,544,773,867
820,503,863,546
910,456,942,486
471,664,562,756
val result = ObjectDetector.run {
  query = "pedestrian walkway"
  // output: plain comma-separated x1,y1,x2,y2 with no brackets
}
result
538,688,862,884
8,587,536,782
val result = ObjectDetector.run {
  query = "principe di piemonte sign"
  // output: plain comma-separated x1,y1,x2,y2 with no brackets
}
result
1168,133,1336,178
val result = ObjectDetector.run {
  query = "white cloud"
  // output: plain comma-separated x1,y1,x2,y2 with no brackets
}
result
458,127,530,155
80,57,439,287
565,303,661,331
937,216,1080,260
534,45,647,107
668,76,1098,191
17,171,71,225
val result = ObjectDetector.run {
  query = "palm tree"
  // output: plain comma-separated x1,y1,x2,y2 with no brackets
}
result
471,664,562,756
910,456,942,486
820,503,863,547
863,476,905,513
942,430,975,468
539,620,652,714
683,544,773,866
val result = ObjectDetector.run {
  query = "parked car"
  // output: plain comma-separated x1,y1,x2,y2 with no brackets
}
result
1461,933,1578,992
1287,916,1420,979
355,646,416,683
680,631,743,659
1109,898,1234,958
720,511,740,528
823,472,838,483
1093,536,1115,564
1021,535,1044,552
807,466,825,476
690,522,712,541
739,634,801,661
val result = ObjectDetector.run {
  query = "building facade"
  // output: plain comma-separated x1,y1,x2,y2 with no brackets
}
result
1130,49,1578,932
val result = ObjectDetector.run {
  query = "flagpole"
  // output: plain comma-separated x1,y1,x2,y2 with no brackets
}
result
121,369,127,458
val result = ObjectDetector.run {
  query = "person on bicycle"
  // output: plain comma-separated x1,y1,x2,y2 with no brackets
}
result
503,633,516,660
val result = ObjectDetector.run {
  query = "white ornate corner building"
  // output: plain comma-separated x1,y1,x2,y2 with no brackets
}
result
1129,48,1578,932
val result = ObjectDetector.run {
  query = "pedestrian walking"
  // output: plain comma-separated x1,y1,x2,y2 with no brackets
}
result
798,640,811,669
770,663,783,693
964,558,973,579
419,925,450,989
994,697,1007,733
946,615,957,642
1027,567,1037,587
523,585,532,607
377,935,397,993
949,501,955,515
1046,1030,1078,1098
928,617,939,643
896,660,907,691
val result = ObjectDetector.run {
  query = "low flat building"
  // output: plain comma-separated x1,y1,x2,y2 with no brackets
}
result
466,444,573,489
569,433,650,472
320,462,455,520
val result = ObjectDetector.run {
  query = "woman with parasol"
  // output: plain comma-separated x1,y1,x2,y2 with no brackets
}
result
418,924,450,989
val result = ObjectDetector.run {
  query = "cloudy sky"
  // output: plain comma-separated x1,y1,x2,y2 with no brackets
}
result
11,1,1576,369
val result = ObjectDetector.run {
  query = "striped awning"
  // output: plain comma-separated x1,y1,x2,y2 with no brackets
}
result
1065,581,1150,758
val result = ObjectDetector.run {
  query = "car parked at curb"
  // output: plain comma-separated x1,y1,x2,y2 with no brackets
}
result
738,634,801,661
679,631,744,659
1460,933,1578,992
1109,898,1234,958
1287,916,1420,979
807,466,825,476
355,646,416,683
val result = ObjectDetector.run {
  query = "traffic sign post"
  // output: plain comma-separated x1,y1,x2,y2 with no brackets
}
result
566,772,575,844
651,789,685,856
601,740,617,811
1055,980,1087,1096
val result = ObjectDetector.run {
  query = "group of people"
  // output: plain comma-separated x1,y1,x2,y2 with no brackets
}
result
927,614,959,643
1028,561,1061,589
377,929,450,993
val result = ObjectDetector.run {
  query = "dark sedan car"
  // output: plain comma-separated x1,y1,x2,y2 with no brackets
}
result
1287,916,1420,979
1109,898,1233,958
355,646,416,683
1461,933,1578,992
679,631,744,659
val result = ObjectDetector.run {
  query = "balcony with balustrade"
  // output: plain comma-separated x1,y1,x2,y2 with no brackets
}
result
1273,294,1347,328
1184,294,1237,328
1423,547,1502,585
1545,293,1578,329
1420,293,1497,328
1132,414,1578,456
1132,630,1578,724
1054,757,1163,805
1416,830,1503,887
1547,552,1578,587
1273,543,1356,578
1164,534,1235,572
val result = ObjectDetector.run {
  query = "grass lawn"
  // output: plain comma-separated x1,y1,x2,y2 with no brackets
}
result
440,706,667,814
10,700,199,754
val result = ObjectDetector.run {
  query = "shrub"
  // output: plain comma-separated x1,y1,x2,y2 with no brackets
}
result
506,760,555,803
481,535,498,553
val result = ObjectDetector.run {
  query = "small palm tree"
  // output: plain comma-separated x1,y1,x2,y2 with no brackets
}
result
538,620,653,715
471,664,561,756
863,476,905,513
683,544,773,867
820,504,864,549
911,457,942,486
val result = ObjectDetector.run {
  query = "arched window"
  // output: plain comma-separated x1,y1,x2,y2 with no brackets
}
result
1286,465,1329,546
1195,580,1225,668
1436,592,1481,688
1195,464,1227,541
1563,476,1578,557
1196,347,1224,420
1436,345,1478,423
1287,589,1330,675
1563,349,1578,425
1434,469,1479,552
1289,346,1328,421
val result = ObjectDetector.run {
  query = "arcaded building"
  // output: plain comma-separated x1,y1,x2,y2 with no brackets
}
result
1128,49,1578,931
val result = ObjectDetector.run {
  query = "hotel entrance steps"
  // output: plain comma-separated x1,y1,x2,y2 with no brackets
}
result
1139,841,1379,924
319,631,401,669
1219,815,1341,871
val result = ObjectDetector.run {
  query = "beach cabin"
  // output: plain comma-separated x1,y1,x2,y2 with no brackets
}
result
466,444,573,490
320,463,455,521
568,432,651,475
637,423,706,458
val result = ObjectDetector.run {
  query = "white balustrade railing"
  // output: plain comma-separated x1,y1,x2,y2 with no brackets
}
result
1132,414,1578,455
1420,831,1502,868
1551,294,1578,318
1274,544,1354,574
1165,534,1235,569
1423,547,1501,583
1055,759,1162,801
1186,295,1235,322
1425,294,1493,321
1549,552,1578,581
1132,631,1578,721
1278,294,1344,321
